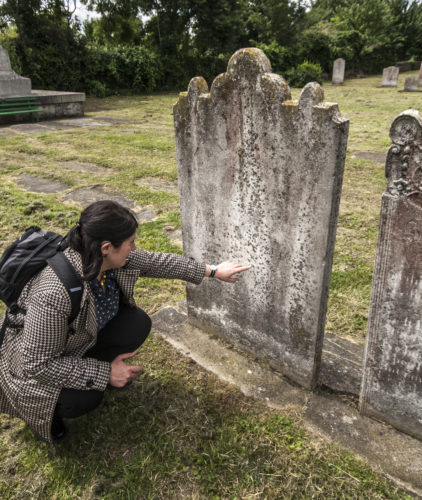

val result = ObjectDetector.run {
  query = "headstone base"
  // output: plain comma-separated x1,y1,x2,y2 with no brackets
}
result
0,90,85,125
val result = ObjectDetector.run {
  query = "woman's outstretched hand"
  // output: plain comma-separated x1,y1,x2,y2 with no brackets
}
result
109,352,142,387
207,262,252,283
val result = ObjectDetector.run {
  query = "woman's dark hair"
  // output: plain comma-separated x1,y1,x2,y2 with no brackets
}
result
67,200,138,280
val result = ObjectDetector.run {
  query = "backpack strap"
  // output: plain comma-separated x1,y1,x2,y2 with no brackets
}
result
47,252,83,324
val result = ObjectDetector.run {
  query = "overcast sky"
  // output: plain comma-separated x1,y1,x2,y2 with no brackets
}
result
74,0,99,22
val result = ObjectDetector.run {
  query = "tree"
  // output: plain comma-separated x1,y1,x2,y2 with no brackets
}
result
0,0,86,90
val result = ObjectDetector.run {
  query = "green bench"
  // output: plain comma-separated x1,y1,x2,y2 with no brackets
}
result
0,96,42,122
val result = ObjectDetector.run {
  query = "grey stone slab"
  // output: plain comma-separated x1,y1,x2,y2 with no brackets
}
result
163,225,183,247
132,206,158,223
41,121,80,130
152,306,422,497
351,151,386,163
61,186,157,223
0,128,18,136
360,109,422,441
90,116,132,124
418,63,422,87
174,48,349,390
9,123,54,134
62,186,135,209
59,118,109,127
56,161,111,175
15,174,69,193
381,66,399,87
332,58,346,85
135,177,179,195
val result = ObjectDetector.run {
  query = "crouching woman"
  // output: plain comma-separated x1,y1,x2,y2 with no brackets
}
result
0,200,250,443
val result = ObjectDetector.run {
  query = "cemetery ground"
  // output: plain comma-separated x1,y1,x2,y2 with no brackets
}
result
0,71,420,499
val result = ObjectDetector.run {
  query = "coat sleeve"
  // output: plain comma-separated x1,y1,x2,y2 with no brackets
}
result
125,249,206,284
21,271,110,391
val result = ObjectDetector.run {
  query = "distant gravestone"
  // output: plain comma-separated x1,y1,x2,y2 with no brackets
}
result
418,63,422,87
404,76,420,92
174,48,349,389
360,109,422,440
0,45,31,96
332,58,346,85
381,66,399,87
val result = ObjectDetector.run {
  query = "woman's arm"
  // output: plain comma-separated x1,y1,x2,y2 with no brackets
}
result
126,249,251,284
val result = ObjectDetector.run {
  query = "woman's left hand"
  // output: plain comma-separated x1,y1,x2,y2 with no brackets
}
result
207,262,252,283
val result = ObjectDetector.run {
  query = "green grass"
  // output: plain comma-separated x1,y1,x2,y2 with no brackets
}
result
0,75,419,498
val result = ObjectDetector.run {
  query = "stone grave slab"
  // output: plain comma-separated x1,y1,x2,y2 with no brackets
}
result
59,118,110,127
381,66,399,87
135,177,179,195
351,151,386,163
174,48,349,389
418,63,422,87
360,109,422,440
56,161,111,176
9,123,55,134
62,186,157,223
15,174,69,193
332,58,346,85
90,116,132,124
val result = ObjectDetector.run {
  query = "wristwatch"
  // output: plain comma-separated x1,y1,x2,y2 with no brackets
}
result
209,265,217,278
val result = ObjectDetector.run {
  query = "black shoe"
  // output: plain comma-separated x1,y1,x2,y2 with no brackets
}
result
51,416,67,441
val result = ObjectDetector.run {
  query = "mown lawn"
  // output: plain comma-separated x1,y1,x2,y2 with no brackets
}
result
0,71,419,498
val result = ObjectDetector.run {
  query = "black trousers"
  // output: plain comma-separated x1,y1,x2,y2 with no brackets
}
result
54,304,151,419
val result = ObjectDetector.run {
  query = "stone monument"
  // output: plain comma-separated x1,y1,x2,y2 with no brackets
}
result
381,66,399,87
173,48,349,389
0,45,31,96
403,76,420,92
332,58,345,85
418,62,422,87
360,109,422,440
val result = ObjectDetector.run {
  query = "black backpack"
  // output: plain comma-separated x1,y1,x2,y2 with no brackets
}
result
0,226,83,345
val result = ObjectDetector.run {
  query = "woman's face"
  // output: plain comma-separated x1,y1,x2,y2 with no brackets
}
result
101,233,136,271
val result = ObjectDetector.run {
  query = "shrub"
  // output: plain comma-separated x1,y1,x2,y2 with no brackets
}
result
285,60,323,88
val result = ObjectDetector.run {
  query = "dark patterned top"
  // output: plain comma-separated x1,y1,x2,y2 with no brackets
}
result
89,270,120,331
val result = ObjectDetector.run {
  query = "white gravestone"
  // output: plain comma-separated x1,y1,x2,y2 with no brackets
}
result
381,66,399,87
332,58,346,85
174,48,349,389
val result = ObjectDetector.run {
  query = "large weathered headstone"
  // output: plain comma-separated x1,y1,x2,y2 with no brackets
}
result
360,109,422,440
381,66,399,87
0,45,31,96
332,58,346,85
403,76,420,92
174,48,349,389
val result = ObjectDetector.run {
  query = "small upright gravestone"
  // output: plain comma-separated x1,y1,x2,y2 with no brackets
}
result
403,76,420,92
381,66,399,87
332,58,345,85
174,48,349,389
360,109,422,440
418,62,422,87
0,45,31,96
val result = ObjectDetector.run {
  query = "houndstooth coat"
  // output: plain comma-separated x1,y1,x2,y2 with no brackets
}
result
0,247,205,443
